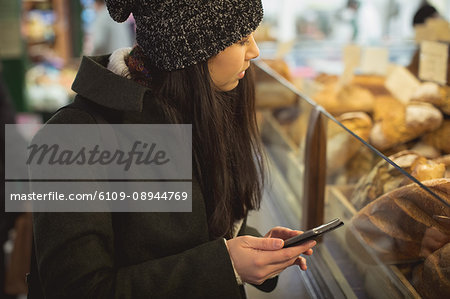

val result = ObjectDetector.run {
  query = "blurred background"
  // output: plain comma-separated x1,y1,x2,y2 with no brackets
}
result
1,1,450,298
0,0,449,122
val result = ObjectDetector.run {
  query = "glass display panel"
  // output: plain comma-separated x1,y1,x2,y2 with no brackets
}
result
323,114,449,299
255,62,317,213
254,62,449,298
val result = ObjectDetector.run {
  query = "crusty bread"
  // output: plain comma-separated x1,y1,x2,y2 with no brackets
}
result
434,154,450,178
335,85,375,114
440,86,450,115
423,120,450,154
351,151,446,210
327,112,373,175
412,83,450,116
433,154,450,168
410,142,441,159
412,243,450,299
350,178,450,263
370,100,443,151
334,112,373,141
351,75,390,96
411,82,443,106
312,76,375,116
410,157,446,182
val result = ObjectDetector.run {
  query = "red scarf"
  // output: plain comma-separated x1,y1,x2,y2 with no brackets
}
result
126,45,152,88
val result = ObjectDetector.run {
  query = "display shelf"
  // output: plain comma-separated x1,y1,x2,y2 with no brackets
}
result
253,61,449,298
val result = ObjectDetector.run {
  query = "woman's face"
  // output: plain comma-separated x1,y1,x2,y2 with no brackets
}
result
208,33,260,91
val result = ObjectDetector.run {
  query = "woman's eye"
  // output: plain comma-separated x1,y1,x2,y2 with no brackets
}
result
238,38,250,46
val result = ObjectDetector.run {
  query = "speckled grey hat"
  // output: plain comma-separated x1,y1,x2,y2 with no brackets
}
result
105,0,263,71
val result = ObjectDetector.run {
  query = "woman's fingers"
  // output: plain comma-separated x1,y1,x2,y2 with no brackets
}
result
243,236,284,251
294,256,308,271
259,240,316,265
264,255,309,278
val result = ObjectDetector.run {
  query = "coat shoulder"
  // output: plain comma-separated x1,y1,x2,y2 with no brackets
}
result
46,106,96,124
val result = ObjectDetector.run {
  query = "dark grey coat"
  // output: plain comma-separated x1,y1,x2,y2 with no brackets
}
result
30,55,277,299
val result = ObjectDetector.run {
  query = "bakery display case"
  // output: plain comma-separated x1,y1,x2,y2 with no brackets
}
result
252,60,450,299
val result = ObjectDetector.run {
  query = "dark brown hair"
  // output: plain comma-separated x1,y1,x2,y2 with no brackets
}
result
127,50,264,239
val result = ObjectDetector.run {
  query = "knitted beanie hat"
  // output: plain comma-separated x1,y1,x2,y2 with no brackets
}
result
105,0,263,71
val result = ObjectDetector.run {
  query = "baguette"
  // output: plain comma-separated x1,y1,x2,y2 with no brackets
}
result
350,178,450,263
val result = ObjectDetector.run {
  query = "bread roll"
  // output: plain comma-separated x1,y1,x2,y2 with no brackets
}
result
370,100,443,151
412,83,450,116
408,157,446,182
433,154,450,168
434,154,450,178
423,120,450,154
350,178,450,263
405,102,443,131
411,82,443,106
410,142,441,159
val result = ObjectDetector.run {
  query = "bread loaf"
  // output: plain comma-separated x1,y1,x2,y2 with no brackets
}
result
351,75,390,96
312,76,375,116
350,178,450,263
327,112,373,175
434,154,450,178
370,100,443,151
410,142,441,159
411,82,443,106
351,151,446,210
423,120,450,154
440,86,450,115
412,83,450,116
408,157,446,182
412,243,450,299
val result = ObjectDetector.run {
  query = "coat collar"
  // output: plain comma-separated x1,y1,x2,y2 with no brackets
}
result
71,55,150,112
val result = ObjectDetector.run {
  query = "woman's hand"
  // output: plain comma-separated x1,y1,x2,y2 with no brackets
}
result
226,227,316,285
264,226,314,270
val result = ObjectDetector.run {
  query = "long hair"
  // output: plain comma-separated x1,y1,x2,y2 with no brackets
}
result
127,49,264,239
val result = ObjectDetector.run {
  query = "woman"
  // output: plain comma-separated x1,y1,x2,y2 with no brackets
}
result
29,0,317,298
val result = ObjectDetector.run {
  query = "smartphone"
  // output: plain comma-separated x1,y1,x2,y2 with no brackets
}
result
283,218,344,248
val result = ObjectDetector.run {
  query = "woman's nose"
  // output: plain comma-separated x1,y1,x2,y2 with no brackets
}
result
246,34,260,60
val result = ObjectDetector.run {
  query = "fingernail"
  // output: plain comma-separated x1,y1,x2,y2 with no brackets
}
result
274,239,284,248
